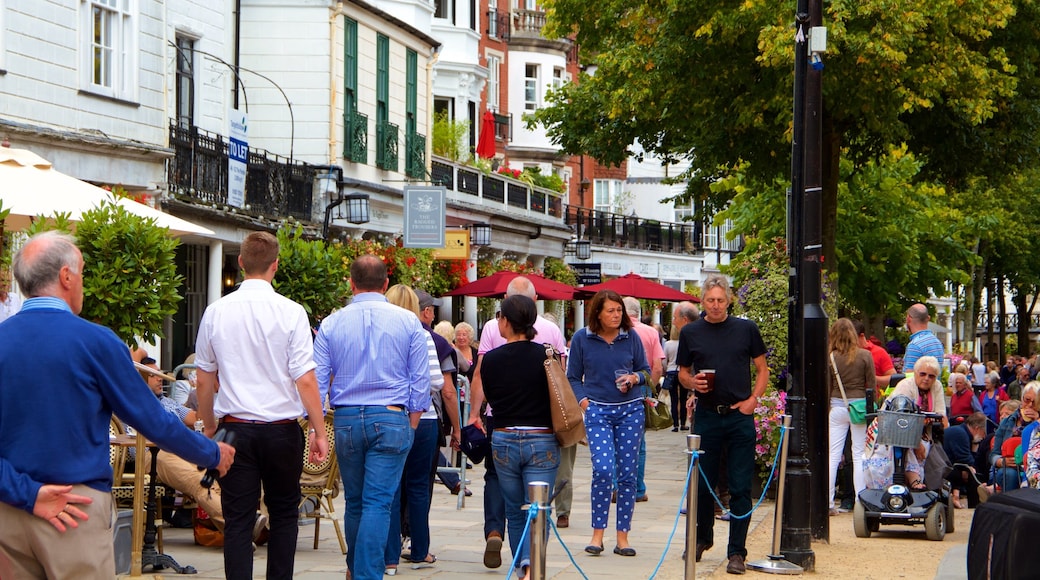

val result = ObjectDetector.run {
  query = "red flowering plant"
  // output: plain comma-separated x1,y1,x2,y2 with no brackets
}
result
496,166,523,180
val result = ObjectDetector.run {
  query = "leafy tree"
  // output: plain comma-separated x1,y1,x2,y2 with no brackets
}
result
274,224,351,326
25,201,183,346
533,0,1040,281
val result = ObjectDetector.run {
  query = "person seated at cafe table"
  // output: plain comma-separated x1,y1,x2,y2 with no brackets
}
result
133,357,268,541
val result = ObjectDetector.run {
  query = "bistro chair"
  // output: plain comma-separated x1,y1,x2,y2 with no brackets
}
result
299,413,346,554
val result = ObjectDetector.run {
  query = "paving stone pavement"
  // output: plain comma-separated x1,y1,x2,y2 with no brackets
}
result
125,428,967,579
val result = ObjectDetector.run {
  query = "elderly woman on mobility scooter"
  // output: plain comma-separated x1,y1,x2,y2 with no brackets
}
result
857,356,952,540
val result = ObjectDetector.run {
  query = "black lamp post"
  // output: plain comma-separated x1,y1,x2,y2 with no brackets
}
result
319,166,370,240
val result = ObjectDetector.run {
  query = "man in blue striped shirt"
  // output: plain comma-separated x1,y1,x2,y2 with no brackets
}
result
314,254,430,580
903,303,945,375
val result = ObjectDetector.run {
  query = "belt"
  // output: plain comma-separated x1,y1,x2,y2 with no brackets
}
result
494,428,553,434
220,415,297,425
334,405,405,412
712,405,733,416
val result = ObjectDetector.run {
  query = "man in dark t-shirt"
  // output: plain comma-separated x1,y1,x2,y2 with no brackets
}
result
676,274,768,575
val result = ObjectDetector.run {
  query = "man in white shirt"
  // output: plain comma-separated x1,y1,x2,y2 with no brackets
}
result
466,276,567,565
195,231,328,580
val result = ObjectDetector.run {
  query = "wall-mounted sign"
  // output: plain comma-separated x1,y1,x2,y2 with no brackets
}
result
227,110,248,208
403,186,446,248
433,229,470,260
570,263,602,286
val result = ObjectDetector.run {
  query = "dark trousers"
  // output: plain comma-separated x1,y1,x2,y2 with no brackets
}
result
947,465,981,506
694,408,755,558
218,422,304,580
664,372,689,428
482,412,506,538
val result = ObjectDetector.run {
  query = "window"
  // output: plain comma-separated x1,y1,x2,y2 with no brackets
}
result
719,218,742,251
174,36,194,129
486,54,501,111
674,199,694,223
434,0,452,21
524,64,539,111
594,179,622,213
488,4,498,38
552,67,565,90
701,223,718,249
81,0,138,100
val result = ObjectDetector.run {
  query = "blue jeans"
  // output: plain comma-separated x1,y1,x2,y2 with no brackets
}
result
585,400,644,531
491,431,559,577
335,406,414,580
385,418,439,565
693,407,755,558
483,412,506,539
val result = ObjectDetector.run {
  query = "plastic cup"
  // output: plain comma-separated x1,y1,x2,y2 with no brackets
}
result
701,369,716,391
615,369,630,391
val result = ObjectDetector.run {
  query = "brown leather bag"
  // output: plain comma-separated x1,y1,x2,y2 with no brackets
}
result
543,344,587,448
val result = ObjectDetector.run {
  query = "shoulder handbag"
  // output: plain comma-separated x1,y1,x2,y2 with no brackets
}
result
831,352,867,424
645,397,672,431
543,344,587,448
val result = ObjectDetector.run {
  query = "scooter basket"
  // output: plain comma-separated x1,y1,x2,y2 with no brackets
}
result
875,411,926,448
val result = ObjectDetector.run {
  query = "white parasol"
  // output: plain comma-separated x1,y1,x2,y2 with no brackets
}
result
0,146,213,237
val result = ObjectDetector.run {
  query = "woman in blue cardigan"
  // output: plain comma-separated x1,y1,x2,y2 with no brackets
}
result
567,289,651,557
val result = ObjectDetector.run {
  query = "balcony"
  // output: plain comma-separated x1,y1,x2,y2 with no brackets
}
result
405,131,426,179
431,156,563,220
345,111,368,164
512,9,546,38
565,205,699,255
376,120,399,171
166,121,313,221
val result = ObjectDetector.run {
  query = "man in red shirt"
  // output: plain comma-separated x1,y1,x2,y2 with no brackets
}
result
853,320,896,395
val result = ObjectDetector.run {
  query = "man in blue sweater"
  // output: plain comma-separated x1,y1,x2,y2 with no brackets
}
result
0,232,235,579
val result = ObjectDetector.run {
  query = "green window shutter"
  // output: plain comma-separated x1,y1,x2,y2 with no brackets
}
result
343,18,363,162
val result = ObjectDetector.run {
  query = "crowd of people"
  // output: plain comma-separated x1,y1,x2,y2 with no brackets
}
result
15,229,1040,579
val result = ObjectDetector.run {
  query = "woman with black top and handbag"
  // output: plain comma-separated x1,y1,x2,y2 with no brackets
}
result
827,317,875,516
480,294,559,580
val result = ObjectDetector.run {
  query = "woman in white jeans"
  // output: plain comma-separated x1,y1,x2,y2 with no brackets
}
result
827,318,876,514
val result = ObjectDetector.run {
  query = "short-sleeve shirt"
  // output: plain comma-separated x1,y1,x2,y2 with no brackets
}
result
864,341,895,378
675,316,767,407
903,330,944,375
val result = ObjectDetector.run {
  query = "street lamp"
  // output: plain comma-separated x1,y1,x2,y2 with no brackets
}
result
470,223,492,247
318,166,370,239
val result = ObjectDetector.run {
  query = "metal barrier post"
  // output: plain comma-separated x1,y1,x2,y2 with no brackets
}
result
748,415,802,574
684,434,700,580
528,481,550,580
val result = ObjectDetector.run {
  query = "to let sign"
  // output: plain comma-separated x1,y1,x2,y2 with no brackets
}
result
227,110,248,208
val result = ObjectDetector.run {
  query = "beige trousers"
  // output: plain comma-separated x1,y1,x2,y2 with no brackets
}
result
0,485,115,580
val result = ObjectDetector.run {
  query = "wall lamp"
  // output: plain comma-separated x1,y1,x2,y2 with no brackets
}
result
318,166,370,239
470,223,493,247
565,239,591,260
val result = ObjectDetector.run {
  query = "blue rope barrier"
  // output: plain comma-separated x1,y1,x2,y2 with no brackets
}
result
548,519,591,580
697,425,789,520
645,449,698,579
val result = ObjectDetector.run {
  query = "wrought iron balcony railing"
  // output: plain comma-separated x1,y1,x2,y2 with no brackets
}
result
376,120,399,171
430,156,563,220
345,111,368,164
166,120,313,221
405,131,426,179
565,205,700,255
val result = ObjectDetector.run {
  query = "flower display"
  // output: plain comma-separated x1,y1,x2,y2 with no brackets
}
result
754,388,787,481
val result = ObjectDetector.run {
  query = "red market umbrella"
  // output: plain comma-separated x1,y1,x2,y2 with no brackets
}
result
475,111,497,159
443,271,579,300
577,273,700,302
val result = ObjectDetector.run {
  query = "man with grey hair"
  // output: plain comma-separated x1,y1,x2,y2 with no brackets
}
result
666,301,700,430
0,232,233,579
903,303,944,374
676,273,768,574
466,275,568,562
621,296,665,502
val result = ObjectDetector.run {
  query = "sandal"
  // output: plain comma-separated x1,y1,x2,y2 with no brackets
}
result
909,480,928,491
411,554,437,569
